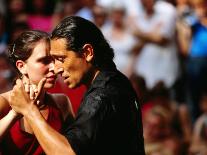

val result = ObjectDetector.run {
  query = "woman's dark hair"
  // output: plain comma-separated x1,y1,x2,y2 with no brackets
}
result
7,30,50,76
51,16,115,70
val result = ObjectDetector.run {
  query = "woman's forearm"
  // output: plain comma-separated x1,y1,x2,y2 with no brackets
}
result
0,110,19,142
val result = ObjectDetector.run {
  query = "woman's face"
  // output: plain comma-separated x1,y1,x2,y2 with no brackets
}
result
24,40,56,89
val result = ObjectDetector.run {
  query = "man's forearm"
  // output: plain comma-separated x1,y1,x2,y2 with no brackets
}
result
24,105,76,155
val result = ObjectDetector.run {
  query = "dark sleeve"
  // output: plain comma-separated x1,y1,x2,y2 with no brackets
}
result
61,114,75,132
63,92,110,155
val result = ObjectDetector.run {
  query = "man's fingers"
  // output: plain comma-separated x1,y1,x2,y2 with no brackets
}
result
36,78,46,99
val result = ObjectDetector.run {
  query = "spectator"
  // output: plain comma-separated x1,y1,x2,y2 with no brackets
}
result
92,4,108,29
102,1,137,77
0,53,15,93
26,0,56,32
143,105,181,155
0,14,8,54
189,90,207,155
132,0,179,91
176,0,207,122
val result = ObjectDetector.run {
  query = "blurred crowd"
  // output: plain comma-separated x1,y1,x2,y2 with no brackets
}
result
0,0,207,154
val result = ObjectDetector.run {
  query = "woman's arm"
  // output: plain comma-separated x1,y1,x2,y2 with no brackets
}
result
0,94,20,142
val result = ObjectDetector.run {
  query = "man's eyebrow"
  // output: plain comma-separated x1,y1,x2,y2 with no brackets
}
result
51,54,66,58
51,54,62,57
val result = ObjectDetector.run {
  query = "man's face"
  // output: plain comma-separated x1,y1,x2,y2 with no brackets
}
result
50,38,91,88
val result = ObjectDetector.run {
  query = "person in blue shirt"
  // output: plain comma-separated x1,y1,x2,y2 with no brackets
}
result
177,0,207,123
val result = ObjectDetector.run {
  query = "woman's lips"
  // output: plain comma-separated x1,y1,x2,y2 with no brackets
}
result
46,75,56,82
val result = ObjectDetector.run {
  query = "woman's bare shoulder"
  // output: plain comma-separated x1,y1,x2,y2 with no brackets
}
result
49,93,74,119
0,91,11,116
50,93,71,106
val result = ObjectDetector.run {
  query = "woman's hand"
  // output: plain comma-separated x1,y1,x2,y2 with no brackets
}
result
22,76,38,100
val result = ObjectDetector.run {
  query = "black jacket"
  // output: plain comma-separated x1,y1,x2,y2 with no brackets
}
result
64,69,145,155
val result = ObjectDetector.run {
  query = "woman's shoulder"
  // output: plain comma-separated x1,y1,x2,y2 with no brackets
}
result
0,91,11,116
50,93,70,106
49,93,74,119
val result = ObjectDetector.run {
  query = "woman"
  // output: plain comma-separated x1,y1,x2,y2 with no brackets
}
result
0,30,74,155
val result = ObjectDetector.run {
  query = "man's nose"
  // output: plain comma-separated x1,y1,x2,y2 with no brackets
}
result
55,67,64,75
49,62,55,72
54,63,64,74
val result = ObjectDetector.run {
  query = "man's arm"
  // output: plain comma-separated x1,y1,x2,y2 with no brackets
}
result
176,20,192,56
9,79,76,155
24,105,76,155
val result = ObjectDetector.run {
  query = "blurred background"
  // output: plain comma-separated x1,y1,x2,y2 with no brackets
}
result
0,0,207,154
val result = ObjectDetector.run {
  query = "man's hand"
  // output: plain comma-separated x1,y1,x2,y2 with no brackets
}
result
9,78,46,115
9,79,34,115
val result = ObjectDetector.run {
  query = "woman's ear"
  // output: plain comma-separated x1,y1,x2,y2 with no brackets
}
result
82,44,94,62
16,60,27,75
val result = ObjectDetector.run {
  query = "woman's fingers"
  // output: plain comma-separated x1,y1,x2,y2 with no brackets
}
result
22,76,30,93
36,78,46,100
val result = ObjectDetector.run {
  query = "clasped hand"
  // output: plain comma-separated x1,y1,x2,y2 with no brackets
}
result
9,77,46,116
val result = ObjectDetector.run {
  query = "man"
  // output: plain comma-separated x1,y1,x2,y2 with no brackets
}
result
9,16,145,155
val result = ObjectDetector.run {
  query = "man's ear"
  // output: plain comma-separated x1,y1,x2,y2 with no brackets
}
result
82,44,94,62
16,60,27,75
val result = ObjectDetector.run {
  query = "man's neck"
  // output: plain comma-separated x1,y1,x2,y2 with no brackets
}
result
85,69,100,89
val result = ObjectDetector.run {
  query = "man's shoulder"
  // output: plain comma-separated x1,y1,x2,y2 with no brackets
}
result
102,70,131,87
85,71,135,105
92,71,131,92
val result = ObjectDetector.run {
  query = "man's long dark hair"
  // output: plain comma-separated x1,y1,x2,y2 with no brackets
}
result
51,16,115,70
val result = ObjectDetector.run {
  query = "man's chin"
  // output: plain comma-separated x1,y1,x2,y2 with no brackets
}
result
67,82,80,89
68,84,76,89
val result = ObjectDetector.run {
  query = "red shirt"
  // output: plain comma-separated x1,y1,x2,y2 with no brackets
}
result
1,104,63,155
